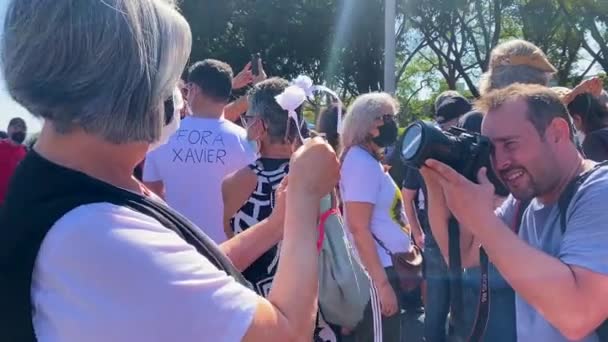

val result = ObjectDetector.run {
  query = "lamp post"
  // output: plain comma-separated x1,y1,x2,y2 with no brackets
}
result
384,0,396,94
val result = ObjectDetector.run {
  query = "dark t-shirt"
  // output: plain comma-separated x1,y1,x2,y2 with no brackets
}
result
402,167,438,247
582,128,608,162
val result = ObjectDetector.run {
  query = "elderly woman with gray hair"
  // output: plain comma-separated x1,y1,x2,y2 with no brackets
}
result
0,1,340,341
339,92,414,342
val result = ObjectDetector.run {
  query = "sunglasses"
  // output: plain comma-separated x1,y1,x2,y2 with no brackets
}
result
376,114,396,122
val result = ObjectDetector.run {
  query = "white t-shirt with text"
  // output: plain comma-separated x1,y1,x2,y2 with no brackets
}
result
340,146,412,267
31,202,259,342
143,116,256,244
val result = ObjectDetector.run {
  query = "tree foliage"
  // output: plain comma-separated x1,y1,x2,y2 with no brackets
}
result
179,0,607,126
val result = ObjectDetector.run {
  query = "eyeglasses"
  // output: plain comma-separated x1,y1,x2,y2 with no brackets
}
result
240,114,257,128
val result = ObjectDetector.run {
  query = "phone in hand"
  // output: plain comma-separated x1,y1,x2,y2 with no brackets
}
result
251,53,260,76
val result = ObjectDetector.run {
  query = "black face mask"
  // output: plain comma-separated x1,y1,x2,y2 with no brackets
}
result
372,118,398,147
11,131,26,144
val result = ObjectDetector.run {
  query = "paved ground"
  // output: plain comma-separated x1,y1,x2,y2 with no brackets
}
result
340,310,425,342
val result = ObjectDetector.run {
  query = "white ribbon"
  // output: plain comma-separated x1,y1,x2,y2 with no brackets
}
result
293,75,344,134
274,85,308,142
275,75,345,143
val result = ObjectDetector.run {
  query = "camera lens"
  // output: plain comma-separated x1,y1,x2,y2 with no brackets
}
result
402,123,422,160
401,120,462,168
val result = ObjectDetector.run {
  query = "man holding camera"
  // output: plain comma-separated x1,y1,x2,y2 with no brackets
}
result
402,91,471,342
421,84,608,341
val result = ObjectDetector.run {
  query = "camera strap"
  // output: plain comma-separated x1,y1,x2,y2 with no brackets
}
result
467,200,527,342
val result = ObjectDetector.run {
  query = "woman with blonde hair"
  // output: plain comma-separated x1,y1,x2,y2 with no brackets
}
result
339,92,414,341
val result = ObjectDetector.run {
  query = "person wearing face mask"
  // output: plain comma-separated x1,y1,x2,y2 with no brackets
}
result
143,59,256,245
0,1,342,341
0,117,28,205
562,79,608,162
222,77,339,342
339,92,414,342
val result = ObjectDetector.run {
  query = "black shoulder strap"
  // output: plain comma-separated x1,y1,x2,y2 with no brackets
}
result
558,161,608,234
448,217,464,329
556,161,608,341
0,153,250,342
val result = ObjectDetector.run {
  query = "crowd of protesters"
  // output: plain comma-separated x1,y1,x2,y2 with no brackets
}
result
1,1,608,342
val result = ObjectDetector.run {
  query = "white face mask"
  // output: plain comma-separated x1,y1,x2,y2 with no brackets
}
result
148,87,184,153
575,130,586,144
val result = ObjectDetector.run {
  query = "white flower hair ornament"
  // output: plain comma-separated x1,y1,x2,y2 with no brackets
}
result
275,75,345,143
274,85,308,142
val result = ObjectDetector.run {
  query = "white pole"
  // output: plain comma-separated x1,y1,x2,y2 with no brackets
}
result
384,0,396,94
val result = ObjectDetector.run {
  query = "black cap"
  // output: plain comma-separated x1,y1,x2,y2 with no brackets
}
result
458,110,484,133
435,96,472,124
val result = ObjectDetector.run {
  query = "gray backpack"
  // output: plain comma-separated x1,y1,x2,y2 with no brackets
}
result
318,193,371,328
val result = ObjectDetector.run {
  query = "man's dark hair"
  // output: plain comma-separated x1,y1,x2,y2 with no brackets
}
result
567,93,608,133
187,59,233,103
0,131,7,139
476,83,574,141
8,117,26,130
247,77,303,144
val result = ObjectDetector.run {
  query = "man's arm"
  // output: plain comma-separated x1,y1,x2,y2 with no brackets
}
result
472,213,608,341
420,166,478,267
426,159,608,340
402,188,425,248
224,96,248,123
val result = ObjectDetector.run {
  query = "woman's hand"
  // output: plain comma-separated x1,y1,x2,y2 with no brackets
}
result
288,138,339,201
377,281,399,317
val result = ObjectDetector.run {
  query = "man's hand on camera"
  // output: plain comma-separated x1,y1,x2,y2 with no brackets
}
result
424,159,496,232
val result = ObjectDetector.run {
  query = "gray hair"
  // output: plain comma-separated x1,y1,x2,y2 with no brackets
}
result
341,92,400,151
479,39,555,95
247,77,302,144
1,0,192,144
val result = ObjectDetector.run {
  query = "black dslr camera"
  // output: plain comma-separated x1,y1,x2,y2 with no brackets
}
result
401,120,507,195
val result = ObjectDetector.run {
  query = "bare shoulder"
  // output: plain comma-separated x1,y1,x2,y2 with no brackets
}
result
223,166,257,193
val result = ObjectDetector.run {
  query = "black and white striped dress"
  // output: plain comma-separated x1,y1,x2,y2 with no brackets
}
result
231,158,289,296
230,158,339,342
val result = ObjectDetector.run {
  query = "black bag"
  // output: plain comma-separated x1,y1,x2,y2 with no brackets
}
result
0,151,250,342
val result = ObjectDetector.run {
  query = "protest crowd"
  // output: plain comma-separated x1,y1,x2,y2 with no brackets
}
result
1,1,608,342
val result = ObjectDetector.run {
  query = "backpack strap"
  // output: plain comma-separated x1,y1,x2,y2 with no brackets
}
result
558,161,608,234
555,161,608,341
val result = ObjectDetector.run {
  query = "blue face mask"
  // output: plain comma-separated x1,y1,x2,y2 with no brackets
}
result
248,139,260,156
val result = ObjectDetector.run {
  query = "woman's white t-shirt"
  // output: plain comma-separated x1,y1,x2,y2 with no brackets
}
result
340,146,412,268
31,202,259,342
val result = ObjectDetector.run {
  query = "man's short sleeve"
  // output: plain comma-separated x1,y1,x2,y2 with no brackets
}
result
402,168,421,191
559,169,608,275
142,151,161,182
32,203,259,342
495,194,518,228
340,148,381,204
